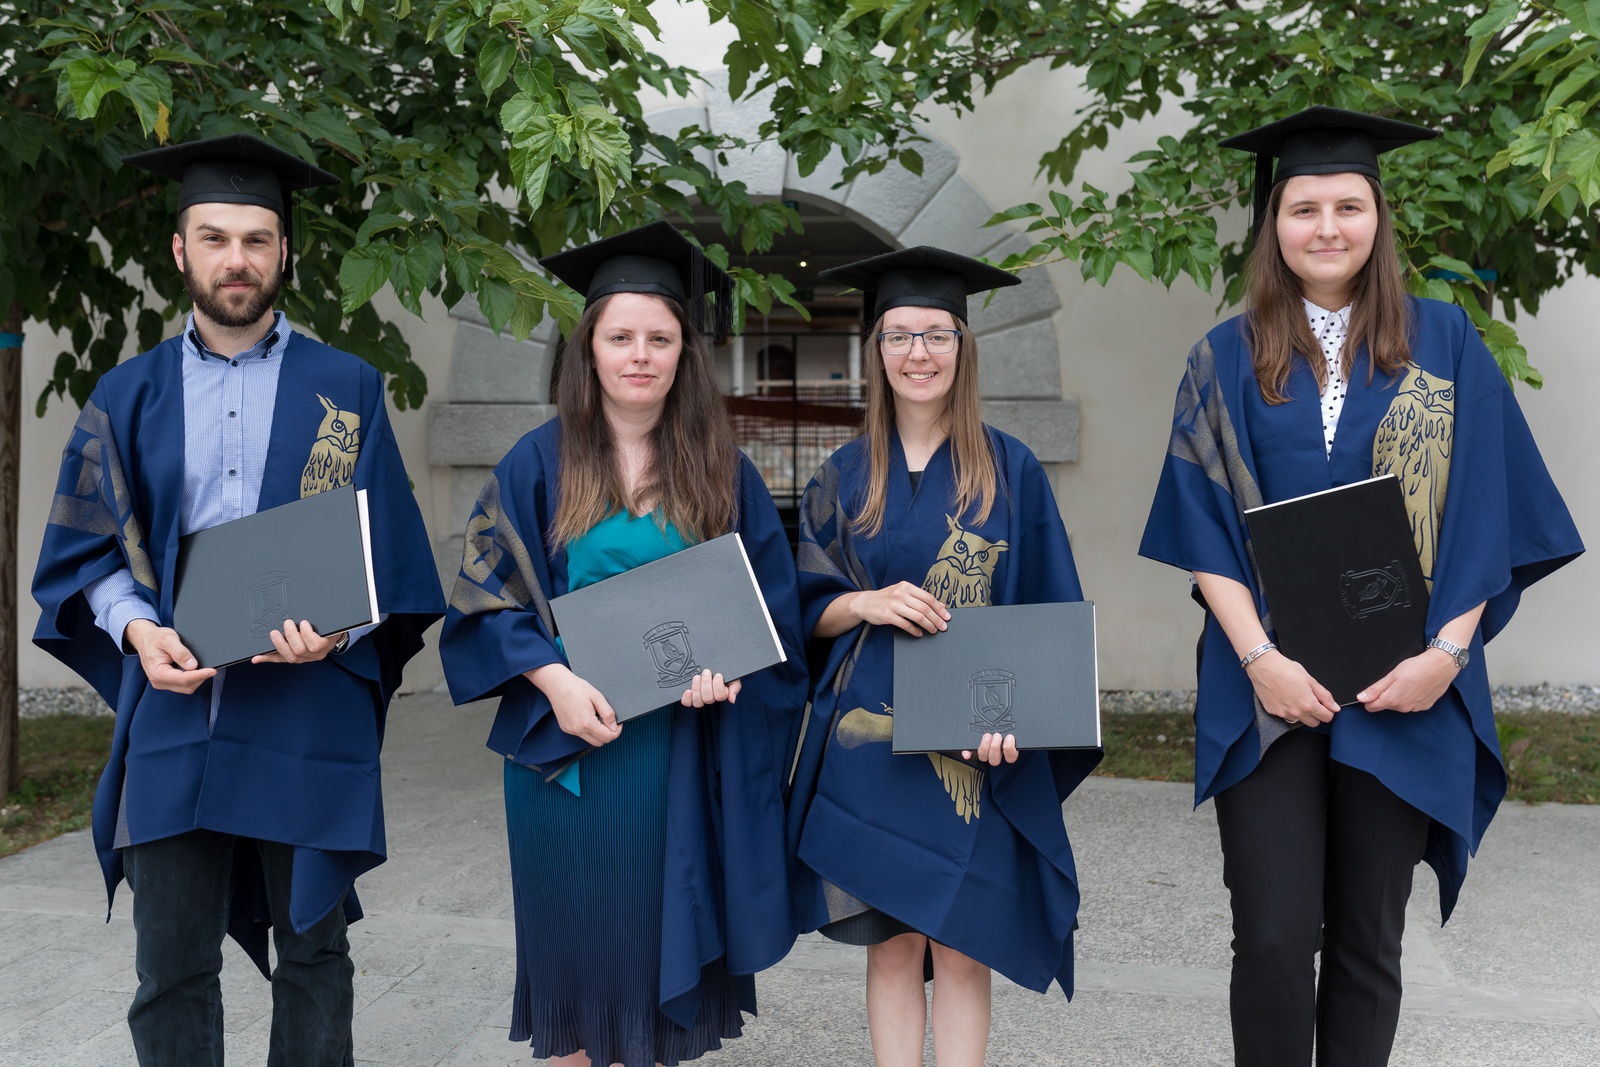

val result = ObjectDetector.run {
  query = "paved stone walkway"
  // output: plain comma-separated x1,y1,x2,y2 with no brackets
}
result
3,692,1597,1065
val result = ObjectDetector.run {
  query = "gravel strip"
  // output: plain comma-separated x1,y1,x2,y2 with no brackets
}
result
1100,685,1600,715
13,683,1600,720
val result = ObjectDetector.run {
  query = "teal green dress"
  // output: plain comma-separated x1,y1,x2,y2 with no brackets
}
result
502,511,744,1066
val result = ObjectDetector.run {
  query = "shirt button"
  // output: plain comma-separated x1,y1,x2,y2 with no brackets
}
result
228,468,237,476
229,411,237,418
230,360,238,367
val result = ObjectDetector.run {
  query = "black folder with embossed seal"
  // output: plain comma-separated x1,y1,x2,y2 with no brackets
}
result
1244,474,1429,706
171,483,378,669
549,532,787,722
891,601,1101,753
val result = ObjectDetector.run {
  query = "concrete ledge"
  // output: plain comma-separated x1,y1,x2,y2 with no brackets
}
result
427,403,555,466
983,397,1080,463
978,318,1062,400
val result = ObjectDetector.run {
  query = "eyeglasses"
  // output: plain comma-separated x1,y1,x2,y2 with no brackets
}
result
877,329,962,356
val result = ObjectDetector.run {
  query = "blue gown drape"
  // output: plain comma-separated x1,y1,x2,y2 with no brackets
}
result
437,418,810,1034
31,333,445,969
1139,297,1583,917
787,426,1102,995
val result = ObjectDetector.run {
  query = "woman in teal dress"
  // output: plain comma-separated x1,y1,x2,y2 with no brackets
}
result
439,223,809,1067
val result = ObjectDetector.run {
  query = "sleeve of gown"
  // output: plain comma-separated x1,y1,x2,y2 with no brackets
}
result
439,441,565,705
794,454,865,643
1138,339,1254,586
32,384,156,705
1426,310,1583,641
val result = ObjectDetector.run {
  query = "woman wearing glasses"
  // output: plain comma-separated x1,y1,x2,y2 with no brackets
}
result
787,247,1101,1067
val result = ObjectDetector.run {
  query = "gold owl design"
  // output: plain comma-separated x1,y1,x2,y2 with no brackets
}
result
922,515,1009,608
1372,366,1454,582
831,704,984,823
301,394,362,498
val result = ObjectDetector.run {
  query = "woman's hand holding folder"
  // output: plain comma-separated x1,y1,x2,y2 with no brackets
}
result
526,662,623,746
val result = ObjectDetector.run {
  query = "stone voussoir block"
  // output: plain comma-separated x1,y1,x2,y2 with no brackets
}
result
702,70,787,197
449,319,554,404
897,175,1013,260
428,403,557,467
982,398,1081,464
966,233,1062,335
843,136,960,240
976,318,1063,400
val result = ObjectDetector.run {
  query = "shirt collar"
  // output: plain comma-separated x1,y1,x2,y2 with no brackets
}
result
1301,298,1352,339
183,311,289,364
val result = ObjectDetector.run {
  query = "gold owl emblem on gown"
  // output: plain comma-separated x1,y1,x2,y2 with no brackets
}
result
1372,365,1454,582
922,514,1009,608
300,394,362,497
828,517,1010,823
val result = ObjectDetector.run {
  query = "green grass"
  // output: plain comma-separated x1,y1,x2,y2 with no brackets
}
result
1096,709,1600,805
0,706,1595,860
0,714,113,859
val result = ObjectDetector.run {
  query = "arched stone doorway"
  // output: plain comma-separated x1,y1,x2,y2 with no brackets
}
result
428,74,1080,566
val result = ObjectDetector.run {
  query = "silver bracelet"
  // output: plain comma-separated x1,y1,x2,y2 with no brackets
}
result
1239,641,1276,669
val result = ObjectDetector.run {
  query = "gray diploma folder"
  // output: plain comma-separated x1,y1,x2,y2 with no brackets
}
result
892,601,1101,753
548,532,787,721
171,484,379,669
1243,473,1429,706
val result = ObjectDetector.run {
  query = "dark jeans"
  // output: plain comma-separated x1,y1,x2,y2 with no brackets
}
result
122,829,355,1067
1214,729,1430,1067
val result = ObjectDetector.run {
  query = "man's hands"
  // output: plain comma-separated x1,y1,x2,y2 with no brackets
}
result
125,619,215,693
250,620,344,665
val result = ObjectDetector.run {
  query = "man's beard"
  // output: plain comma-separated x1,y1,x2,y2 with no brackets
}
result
185,259,282,329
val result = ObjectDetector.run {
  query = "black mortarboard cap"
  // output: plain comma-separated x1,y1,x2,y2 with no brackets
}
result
1219,106,1438,236
818,246,1020,330
539,221,735,341
122,133,339,282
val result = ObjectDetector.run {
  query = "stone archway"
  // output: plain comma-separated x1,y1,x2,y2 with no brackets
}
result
428,73,1080,564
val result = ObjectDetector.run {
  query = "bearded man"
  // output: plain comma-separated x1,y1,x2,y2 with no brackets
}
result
32,134,445,1067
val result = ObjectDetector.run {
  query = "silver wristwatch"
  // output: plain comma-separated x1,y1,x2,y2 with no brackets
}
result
1426,636,1469,670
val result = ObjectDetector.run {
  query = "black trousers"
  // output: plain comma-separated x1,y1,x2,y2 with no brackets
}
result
122,829,355,1067
1214,729,1429,1067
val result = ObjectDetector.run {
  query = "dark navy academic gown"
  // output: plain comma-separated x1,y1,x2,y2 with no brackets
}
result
1139,297,1582,917
437,418,810,1027
788,427,1102,995
32,333,444,967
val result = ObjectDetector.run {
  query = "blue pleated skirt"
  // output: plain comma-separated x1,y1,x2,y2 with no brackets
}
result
503,709,746,1066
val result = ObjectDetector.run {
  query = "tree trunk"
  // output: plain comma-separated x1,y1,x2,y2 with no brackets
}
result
0,304,21,800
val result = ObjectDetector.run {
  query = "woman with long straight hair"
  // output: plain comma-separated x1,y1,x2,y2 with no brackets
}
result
439,222,809,1067
787,247,1102,1067
1140,107,1583,1066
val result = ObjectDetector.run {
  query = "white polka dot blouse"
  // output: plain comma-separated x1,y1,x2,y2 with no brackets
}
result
1303,298,1354,457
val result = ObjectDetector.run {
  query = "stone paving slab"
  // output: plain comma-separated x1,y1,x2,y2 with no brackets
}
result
3,692,1598,1065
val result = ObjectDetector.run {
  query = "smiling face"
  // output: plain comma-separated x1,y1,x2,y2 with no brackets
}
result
172,202,286,330
589,291,683,424
1274,171,1378,309
879,305,960,416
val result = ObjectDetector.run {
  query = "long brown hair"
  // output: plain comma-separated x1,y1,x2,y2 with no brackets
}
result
549,293,738,545
851,314,998,537
1244,175,1413,403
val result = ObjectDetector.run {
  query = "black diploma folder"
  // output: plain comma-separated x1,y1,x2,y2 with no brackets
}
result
548,532,787,721
1244,474,1429,705
891,601,1101,753
171,484,379,669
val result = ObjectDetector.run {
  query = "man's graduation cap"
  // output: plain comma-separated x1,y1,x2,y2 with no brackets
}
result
122,133,339,282
818,246,1020,331
539,221,735,341
1220,106,1437,236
